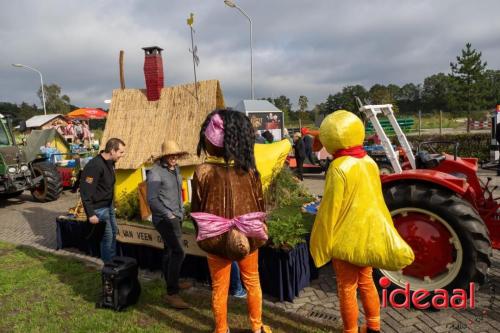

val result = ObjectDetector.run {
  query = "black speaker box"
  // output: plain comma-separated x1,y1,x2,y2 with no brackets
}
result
96,256,141,311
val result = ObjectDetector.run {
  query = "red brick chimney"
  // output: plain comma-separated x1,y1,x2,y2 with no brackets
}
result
142,46,164,101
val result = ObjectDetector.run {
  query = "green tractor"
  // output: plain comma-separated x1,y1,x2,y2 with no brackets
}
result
0,113,62,201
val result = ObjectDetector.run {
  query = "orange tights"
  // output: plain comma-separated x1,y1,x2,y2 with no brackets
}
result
332,260,381,333
207,250,263,333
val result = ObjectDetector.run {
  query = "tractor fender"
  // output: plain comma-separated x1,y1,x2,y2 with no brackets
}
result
381,169,469,196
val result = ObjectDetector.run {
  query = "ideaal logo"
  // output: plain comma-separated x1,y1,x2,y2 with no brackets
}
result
379,277,475,309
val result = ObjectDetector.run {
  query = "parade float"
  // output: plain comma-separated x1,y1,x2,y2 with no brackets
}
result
56,46,318,301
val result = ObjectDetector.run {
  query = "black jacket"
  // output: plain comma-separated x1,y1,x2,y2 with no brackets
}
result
294,138,306,161
80,154,116,217
496,123,500,144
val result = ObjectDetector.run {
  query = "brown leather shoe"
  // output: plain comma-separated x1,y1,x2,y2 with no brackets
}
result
163,294,190,309
178,281,193,290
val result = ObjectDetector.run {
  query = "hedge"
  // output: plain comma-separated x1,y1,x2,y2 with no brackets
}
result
404,133,491,161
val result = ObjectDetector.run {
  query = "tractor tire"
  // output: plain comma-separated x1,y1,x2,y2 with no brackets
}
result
30,161,62,202
376,181,491,294
377,162,395,175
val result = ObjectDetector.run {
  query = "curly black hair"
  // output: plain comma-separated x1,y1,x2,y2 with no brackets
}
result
197,109,257,172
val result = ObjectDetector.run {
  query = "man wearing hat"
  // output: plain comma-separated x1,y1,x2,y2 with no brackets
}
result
147,140,192,309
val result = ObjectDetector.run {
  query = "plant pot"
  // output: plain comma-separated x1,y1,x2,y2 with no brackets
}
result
258,240,317,302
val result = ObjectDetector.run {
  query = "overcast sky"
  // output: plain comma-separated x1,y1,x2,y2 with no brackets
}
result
1,0,500,111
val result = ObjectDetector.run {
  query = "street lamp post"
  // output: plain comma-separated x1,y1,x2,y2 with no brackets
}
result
224,0,254,100
12,63,47,115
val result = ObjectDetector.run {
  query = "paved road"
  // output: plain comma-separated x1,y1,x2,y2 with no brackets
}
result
1,170,500,332
0,190,102,265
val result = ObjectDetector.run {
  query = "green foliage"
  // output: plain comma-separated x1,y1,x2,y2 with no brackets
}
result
0,102,40,124
263,167,316,250
422,73,455,112
484,69,500,106
264,167,315,210
0,241,331,333
37,83,72,114
266,213,309,250
297,95,310,123
369,84,399,113
298,95,309,112
318,85,369,116
450,42,488,113
408,132,490,161
312,43,500,117
115,190,139,220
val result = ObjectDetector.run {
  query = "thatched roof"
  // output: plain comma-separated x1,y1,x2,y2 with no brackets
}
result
101,79,225,169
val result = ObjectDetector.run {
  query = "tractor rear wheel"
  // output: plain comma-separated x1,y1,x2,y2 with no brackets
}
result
377,181,491,293
30,161,62,202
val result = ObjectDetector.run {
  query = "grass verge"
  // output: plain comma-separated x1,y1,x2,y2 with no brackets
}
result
0,241,337,333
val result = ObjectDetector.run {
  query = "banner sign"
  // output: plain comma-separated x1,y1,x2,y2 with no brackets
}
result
247,111,284,140
116,222,206,257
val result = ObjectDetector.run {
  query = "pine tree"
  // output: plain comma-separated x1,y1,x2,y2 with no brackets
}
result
450,43,487,132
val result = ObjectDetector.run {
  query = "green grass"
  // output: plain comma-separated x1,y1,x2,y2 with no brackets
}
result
409,112,463,130
0,242,337,333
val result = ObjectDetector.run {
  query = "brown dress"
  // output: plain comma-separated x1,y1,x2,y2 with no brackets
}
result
191,162,266,260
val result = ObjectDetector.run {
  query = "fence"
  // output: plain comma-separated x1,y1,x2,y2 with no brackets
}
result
365,118,414,134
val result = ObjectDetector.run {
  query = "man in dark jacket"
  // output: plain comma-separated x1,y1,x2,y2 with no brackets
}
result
147,140,192,309
80,138,125,263
293,132,306,181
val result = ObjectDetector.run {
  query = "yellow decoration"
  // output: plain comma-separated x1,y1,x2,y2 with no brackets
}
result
182,179,188,203
319,110,365,154
187,13,194,26
310,111,414,270
115,168,144,201
255,140,292,190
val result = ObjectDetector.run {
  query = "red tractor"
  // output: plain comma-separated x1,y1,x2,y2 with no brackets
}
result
357,102,494,294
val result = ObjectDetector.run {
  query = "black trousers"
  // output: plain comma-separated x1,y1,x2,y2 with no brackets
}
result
305,147,316,165
153,216,185,295
296,158,304,181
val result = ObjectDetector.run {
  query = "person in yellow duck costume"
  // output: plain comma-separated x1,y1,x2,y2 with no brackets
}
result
310,110,414,333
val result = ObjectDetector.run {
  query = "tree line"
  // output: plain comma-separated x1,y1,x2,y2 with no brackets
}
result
2,43,499,127
263,43,500,125
0,83,76,123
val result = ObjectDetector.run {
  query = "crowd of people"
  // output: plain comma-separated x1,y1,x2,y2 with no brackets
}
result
78,109,415,333
51,119,93,147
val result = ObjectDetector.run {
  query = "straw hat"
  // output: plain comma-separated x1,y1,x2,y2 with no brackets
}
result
152,140,189,160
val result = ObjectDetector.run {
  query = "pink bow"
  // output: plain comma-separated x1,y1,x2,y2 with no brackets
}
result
190,212,268,241
205,113,225,148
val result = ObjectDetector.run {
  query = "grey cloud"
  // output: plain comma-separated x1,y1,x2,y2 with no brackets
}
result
1,0,500,111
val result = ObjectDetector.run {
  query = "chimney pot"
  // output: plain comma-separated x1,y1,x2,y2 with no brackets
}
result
142,46,164,101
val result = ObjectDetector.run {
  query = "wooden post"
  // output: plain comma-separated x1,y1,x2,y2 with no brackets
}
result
439,110,442,136
418,110,422,137
119,50,125,89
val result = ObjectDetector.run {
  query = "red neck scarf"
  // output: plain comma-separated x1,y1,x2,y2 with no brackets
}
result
333,145,367,160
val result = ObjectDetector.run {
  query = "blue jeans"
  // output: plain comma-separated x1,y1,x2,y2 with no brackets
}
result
229,261,245,295
95,205,117,263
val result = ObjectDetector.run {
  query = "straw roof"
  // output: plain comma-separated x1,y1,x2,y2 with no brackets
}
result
101,79,225,169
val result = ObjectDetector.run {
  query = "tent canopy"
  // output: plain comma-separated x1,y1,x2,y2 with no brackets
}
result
67,108,108,120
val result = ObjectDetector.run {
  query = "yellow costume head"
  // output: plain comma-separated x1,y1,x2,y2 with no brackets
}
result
319,110,365,154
